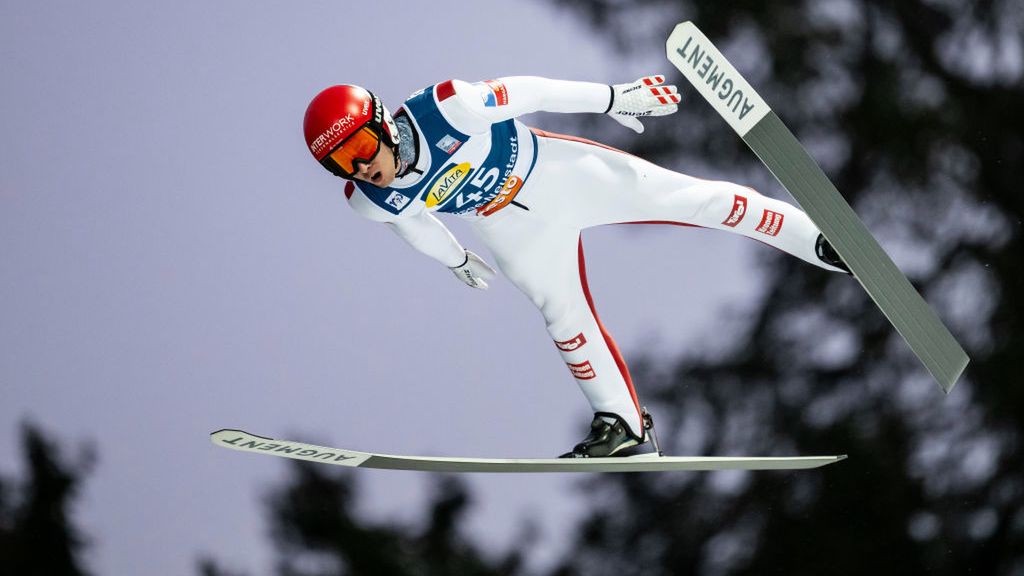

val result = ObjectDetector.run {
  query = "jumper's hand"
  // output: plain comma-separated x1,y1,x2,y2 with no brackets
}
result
607,75,680,134
450,250,496,290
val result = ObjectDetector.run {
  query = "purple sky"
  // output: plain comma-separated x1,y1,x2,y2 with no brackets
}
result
1,2,766,573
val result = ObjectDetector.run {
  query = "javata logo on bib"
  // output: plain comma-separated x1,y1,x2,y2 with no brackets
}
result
425,163,470,208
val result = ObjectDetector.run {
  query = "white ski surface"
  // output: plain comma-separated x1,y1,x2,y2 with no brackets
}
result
211,429,846,473
666,21,969,393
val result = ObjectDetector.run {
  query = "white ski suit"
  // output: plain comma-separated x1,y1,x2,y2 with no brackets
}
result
344,76,842,436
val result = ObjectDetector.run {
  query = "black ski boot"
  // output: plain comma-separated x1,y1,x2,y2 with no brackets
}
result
560,411,647,458
815,233,851,274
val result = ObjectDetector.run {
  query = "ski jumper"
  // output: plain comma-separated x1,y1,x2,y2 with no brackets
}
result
344,77,842,437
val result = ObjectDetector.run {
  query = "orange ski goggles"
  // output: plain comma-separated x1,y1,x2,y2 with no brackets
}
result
321,125,383,178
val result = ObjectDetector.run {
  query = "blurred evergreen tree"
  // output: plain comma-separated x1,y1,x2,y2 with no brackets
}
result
254,461,525,576
198,556,249,576
0,422,96,576
541,0,1023,575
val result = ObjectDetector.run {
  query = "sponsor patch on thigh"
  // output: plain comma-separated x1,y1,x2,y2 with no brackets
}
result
555,333,587,352
722,194,748,227
755,209,784,236
568,360,596,380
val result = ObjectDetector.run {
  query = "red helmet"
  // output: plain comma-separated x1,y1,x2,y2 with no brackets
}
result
303,85,400,178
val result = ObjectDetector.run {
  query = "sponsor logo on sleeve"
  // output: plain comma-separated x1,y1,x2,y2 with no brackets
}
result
555,333,588,352
384,191,410,211
568,360,596,380
435,134,463,154
425,162,471,208
722,194,748,227
478,80,509,107
755,209,785,236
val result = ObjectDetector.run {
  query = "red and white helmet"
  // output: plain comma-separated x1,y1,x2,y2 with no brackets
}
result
303,85,400,178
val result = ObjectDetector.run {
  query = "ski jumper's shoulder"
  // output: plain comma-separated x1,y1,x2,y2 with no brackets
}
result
390,79,491,137
425,79,493,135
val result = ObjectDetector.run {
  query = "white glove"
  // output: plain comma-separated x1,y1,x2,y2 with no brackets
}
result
449,250,496,290
606,75,680,134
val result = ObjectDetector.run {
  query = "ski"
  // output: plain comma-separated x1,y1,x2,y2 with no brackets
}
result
211,429,846,473
666,21,969,393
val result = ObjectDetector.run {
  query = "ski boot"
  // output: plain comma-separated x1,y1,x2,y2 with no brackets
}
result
560,409,661,458
815,233,851,274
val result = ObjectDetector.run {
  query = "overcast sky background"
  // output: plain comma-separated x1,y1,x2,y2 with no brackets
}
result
1,2,767,574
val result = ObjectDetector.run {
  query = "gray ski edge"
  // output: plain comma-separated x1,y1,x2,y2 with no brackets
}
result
666,20,969,393
742,114,969,391
358,453,847,473
210,429,847,473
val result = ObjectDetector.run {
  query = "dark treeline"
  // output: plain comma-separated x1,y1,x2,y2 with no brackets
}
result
199,465,525,576
0,422,95,576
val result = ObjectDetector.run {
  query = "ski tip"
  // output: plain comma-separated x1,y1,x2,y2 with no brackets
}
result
667,21,697,44
210,429,274,441
210,429,238,445
939,354,970,395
